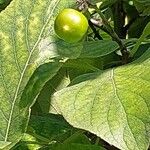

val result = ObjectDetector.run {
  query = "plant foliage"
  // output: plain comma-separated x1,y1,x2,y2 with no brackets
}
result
0,0,150,150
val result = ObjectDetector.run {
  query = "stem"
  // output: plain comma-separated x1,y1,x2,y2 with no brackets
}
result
89,4,129,64
111,0,126,39
88,19,103,40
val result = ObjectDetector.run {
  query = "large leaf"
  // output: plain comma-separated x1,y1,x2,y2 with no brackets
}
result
0,0,76,149
53,48,150,150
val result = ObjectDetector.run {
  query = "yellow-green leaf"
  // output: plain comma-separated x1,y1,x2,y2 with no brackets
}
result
53,48,150,150
0,0,75,148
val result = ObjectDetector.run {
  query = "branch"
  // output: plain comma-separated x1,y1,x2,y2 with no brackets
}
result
88,20,103,40
111,1,126,39
89,4,130,64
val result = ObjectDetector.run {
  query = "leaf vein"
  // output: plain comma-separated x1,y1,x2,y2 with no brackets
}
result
111,68,140,150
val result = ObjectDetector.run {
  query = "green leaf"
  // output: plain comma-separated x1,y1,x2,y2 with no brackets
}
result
90,0,118,9
19,62,63,108
99,0,118,10
80,40,118,58
63,132,91,144
64,58,101,72
41,39,119,59
0,0,75,148
131,22,150,56
51,143,105,150
0,141,11,149
38,36,82,60
53,48,150,150
12,133,42,150
49,131,105,150
128,17,150,38
32,68,70,115
28,114,75,143
0,0,5,4
13,114,77,149
0,0,11,10
133,0,150,16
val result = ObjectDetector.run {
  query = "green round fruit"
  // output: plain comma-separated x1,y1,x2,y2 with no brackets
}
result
54,8,88,43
